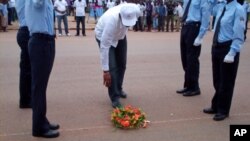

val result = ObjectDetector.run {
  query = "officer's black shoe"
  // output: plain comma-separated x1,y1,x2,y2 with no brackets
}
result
33,130,60,138
183,89,201,96
213,113,228,121
120,91,127,98
112,101,122,108
50,123,60,130
176,88,188,94
203,108,216,114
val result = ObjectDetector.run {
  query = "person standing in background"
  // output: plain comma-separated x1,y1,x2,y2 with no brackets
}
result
165,0,174,32
25,0,59,138
7,0,15,25
158,1,166,32
0,1,8,32
74,0,87,36
54,0,70,36
145,0,152,32
175,1,183,32
134,0,145,32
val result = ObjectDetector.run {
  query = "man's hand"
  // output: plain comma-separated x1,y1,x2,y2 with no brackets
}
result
223,53,235,63
193,37,203,46
103,71,111,87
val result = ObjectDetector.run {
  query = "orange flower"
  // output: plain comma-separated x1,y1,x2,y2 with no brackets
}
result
121,120,130,127
114,108,120,114
134,114,140,120
133,108,141,114
124,115,131,121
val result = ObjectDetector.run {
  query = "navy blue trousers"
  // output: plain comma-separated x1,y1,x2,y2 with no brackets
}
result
211,41,239,115
76,16,85,35
180,22,201,91
16,26,31,107
28,33,55,134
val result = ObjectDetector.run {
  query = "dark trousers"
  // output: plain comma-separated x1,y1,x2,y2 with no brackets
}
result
180,22,201,91
17,26,31,106
76,16,86,35
158,15,165,31
7,7,13,24
96,37,127,102
166,15,174,32
146,15,152,31
28,33,55,134
211,41,239,115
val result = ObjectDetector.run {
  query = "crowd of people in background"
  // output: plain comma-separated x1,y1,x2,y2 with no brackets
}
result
0,0,17,32
1,0,250,34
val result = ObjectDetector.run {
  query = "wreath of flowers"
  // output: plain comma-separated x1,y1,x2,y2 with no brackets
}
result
111,105,149,129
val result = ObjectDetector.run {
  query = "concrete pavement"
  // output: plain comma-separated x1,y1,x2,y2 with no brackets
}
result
1,26,250,141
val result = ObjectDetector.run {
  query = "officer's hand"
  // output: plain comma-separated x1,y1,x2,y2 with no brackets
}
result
223,53,235,63
193,37,203,46
103,71,111,87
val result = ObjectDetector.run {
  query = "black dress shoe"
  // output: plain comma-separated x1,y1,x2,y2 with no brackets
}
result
33,130,60,138
213,113,228,121
176,88,188,94
203,108,216,114
112,101,122,108
120,91,127,98
50,123,60,130
183,89,201,96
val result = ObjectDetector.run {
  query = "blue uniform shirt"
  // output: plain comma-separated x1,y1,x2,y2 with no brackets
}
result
15,0,26,27
25,0,54,35
183,0,212,39
214,0,246,55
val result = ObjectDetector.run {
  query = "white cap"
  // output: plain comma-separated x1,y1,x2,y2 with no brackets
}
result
120,4,137,26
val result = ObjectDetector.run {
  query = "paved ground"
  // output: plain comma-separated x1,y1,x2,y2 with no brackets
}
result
1,17,250,141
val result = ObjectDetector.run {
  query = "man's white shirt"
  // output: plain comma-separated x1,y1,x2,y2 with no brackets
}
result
54,0,68,16
95,5,129,71
73,0,86,16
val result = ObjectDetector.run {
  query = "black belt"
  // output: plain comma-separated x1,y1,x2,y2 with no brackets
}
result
214,40,232,48
32,33,55,40
19,26,28,30
183,21,201,26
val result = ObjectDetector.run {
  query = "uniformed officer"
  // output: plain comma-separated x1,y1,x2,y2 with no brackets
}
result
203,0,246,121
25,0,59,138
95,3,139,108
176,0,212,96
15,0,31,109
